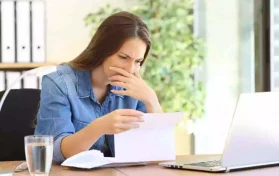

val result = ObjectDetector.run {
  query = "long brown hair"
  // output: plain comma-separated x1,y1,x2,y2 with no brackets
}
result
68,11,151,70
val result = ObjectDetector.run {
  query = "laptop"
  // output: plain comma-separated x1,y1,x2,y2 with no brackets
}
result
160,92,279,172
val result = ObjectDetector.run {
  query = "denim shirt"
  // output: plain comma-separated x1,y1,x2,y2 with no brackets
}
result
34,64,146,164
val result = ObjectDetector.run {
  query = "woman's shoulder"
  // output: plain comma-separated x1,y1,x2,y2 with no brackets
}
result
43,63,77,93
45,63,75,79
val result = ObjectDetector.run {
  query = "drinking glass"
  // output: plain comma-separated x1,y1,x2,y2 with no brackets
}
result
24,135,53,176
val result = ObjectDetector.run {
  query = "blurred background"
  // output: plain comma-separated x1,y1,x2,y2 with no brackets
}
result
0,0,274,155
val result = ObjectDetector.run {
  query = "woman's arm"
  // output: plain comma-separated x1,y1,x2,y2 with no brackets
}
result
36,75,103,162
62,109,144,158
60,119,103,159
36,75,95,163
62,108,144,158
36,75,143,163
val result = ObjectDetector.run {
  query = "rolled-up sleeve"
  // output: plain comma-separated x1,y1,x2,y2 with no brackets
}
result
136,100,147,113
35,75,74,164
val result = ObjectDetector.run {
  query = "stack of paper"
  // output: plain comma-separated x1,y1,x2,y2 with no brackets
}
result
62,112,184,169
62,150,113,169
61,150,146,169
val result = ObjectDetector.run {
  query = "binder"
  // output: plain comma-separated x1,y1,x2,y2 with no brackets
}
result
23,71,37,89
16,0,31,63
31,0,45,63
6,71,21,89
1,1,15,63
0,71,5,91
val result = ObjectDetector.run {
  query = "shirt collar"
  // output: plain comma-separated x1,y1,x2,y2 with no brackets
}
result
76,69,91,98
76,69,124,100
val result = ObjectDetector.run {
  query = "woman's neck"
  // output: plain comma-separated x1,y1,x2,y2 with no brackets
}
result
90,66,110,104
90,66,108,89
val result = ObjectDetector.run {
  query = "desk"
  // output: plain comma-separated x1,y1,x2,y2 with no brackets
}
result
0,161,125,176
1,156,279,176
118,164,279,176
118,155,279,176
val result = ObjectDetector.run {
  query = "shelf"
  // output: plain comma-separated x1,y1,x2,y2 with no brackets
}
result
0,63,59,71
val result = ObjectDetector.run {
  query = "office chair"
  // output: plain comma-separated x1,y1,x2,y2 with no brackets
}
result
0,89,41,161
0,66,56,161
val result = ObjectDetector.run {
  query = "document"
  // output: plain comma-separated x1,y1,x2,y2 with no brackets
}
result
61,112,183,169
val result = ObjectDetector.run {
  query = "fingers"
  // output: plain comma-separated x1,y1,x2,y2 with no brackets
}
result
116,122,140,131
109,75,131,83
109,81,128,89
120,116,144,123
111,89,128,96
116,109,144,116
134,71,141,78
113,122,141,134
135,67,141,78
110,110,145,134
109,67,134,78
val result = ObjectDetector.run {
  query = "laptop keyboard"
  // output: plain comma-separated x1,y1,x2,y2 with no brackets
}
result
187,160,221,167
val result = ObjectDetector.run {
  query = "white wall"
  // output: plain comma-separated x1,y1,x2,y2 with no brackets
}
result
46,0,137,62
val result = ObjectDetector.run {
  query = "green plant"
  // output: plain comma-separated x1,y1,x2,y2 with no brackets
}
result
84,0,205,119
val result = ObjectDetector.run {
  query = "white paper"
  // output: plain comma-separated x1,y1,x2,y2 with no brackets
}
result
114,112,183,162
61,150,146,169
61,150,114,169
61,112,184,169
101,162,147,168
137,112,184,129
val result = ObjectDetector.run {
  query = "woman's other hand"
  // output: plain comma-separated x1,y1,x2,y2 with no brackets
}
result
96,109,144,134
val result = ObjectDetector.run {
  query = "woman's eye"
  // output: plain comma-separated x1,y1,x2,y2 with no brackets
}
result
119,55,127,59
136,60,142,64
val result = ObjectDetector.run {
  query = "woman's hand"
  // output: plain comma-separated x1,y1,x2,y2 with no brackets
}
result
108,67,155,103
96,109,144,134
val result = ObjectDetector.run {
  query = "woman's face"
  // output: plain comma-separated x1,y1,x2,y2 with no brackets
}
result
102,37,147,79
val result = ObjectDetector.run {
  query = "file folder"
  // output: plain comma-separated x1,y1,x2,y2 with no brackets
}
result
23,71,37,89
31,0,45,63
6,71,21,89
16,0,31,63
1,1,15,63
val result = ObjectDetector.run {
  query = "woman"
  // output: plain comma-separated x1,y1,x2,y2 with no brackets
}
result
35,11,162,164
